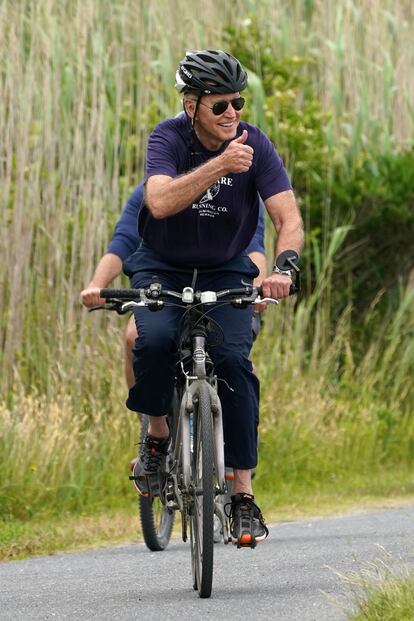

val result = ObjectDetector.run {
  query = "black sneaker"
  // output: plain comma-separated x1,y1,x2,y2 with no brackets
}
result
129,434,169,498
227,493,269,548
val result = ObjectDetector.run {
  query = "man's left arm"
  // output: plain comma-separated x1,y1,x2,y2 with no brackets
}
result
262,189,304,299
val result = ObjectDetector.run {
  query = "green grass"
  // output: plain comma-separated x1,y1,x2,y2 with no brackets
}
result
1,284,413,523
348,562,414,620
351,580,414,621
0,392,138,520
0,507,141,561
2,489,414,563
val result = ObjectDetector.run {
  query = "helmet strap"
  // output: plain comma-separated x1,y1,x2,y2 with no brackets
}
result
192,95,201,129
183,95,202,156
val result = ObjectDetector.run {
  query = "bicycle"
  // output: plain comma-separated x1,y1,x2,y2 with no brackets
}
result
93,251,300,598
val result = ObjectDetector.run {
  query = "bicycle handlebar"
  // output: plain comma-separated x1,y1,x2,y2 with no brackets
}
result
99,288,146,299
88,284,266,315
99,277,299,303
89,271,300,314
99,284,259,302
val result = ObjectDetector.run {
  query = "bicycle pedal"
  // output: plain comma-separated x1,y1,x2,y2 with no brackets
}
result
232,534,257,549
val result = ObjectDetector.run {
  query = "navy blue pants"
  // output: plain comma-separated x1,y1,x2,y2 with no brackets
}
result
126,245,260,469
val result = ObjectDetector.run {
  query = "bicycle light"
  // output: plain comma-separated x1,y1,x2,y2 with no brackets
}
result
182,287,194,303
200,291,217,304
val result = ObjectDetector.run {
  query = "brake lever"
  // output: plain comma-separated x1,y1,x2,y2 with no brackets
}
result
88,301,130,315
122,300,165,312
254,297,279,304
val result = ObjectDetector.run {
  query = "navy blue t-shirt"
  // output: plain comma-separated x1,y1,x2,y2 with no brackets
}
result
134,115,291,266
107,182,265,267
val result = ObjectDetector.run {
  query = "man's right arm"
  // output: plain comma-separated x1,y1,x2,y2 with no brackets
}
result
80,253,123,307
146,130,253,219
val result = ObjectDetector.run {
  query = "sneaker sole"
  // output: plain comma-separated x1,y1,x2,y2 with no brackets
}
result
131,473,150,497
130,462,158,498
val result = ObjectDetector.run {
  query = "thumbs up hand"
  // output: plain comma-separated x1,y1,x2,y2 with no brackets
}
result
220,130,254,173
234,129,249,144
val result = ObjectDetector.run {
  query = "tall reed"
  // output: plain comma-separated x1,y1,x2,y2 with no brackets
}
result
1,0,413,401
1,1,414,520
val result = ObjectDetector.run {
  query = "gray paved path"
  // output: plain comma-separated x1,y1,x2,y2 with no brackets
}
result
1,506,414,620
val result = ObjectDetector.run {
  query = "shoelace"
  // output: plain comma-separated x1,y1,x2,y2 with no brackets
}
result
225,495,269,536
141,437,169,474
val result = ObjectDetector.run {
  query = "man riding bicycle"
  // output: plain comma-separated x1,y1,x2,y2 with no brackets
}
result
80,178,267,389
113,50,303,547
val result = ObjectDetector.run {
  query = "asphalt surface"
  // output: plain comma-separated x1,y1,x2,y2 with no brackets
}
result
2,506,414,620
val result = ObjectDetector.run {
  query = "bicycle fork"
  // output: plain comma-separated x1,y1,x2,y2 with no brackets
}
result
170,378,229,543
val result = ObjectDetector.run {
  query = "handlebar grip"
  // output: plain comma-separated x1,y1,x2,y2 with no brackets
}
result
258,274,300,298
100,288,142,299
290,269,301,295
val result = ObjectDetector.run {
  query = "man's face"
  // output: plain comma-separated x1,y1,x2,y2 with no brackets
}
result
186,92,243,149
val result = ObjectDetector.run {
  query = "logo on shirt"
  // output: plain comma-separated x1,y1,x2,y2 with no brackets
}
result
199,182,220,204
192,177,232,218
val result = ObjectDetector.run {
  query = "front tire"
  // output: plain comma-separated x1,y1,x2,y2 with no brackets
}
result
189,383,215,598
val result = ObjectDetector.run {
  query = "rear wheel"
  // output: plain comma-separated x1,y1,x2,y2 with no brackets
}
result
139,495,174,551
189,383,215,598
139,415,175,551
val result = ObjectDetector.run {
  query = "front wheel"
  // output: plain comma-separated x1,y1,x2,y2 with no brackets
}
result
139,415,175,551
189,383,215,598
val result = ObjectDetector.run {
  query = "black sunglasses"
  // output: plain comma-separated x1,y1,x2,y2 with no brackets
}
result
199,97,245,116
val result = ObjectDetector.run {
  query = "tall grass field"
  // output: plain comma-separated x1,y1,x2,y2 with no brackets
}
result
1,0,414,558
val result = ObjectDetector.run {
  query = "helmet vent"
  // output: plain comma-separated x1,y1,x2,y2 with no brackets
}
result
214,68,228,82
223,59,233,74
198,53,217,64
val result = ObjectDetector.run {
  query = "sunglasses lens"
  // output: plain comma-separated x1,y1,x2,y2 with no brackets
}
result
212,101,229,115
211,98,246,115
232,97,245,111
211,97,246,115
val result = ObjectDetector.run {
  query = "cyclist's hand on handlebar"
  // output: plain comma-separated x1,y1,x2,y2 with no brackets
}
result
220,130,253,174
261,273,292,300
80,285,106,308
